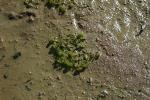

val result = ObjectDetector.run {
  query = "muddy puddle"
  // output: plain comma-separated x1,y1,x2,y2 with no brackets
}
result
0,0,150,100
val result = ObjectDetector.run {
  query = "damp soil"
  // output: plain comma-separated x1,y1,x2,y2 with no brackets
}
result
0,0,150,100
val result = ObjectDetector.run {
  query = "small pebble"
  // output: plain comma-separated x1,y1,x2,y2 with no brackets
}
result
29,71,32,75
82,91,86,95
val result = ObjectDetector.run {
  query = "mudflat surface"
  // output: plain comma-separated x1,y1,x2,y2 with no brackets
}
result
0,0,150,100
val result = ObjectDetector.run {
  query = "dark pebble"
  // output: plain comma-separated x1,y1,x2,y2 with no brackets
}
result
13,52,21,60
3,74,8,79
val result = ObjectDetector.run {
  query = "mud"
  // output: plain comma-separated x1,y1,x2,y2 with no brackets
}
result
0,0,150,100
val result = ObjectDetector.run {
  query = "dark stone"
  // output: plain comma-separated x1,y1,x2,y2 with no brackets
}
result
138,89,142,92
3,74,8,79
13,52,21,60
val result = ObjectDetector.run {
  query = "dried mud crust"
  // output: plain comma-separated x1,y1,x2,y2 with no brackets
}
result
0,0,150,100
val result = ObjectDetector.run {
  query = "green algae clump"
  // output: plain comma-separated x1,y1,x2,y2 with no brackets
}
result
47,32,100,74
47,0,75,15
24,0,39,8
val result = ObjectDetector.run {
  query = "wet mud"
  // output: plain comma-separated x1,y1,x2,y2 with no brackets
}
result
0,0,150,100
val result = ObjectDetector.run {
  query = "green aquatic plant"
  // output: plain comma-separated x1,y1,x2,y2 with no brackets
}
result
57,6,66,15
24,0,39,8
47,0,64,7
47,0,75,15
47,32,100,74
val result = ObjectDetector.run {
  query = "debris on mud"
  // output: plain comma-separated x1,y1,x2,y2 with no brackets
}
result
7,10,37,23
24,79,33,91
3,73,8,79
97,90,109,98
87,77,93,85
21,10,37,23
28,16,35,23
7,12,19,20
25,85,32,91
13,52,21,60
135,21,146,37
47,32,100,74
20,11,36,17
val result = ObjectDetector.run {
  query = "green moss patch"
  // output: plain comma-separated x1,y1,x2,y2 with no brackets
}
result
46,0,75,15
47,32,100,74
24,0,39,8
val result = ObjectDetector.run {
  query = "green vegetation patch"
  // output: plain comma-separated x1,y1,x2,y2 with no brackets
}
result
47,32,100,74
47,0,65,7
47,0,75,15
24,0,39,8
